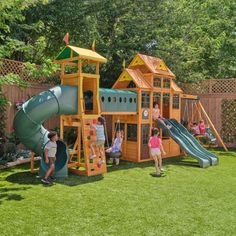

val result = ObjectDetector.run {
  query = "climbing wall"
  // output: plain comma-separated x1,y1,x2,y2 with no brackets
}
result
81,117,107,176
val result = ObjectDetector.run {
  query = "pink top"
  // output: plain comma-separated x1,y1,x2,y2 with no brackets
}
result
199,124,206,134
149,136,161,148
152,108,160,120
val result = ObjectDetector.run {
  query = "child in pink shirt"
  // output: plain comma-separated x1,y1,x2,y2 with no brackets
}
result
148,128,166,176
198,120,206,134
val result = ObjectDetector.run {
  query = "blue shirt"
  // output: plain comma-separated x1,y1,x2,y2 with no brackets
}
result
112,137,123,153
96,125,105,141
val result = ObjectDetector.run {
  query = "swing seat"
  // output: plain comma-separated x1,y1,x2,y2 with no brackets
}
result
107,151,122,159
206,128,217,142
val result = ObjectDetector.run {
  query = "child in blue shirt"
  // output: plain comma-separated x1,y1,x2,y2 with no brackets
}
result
90,117,105,161
106,130,123,165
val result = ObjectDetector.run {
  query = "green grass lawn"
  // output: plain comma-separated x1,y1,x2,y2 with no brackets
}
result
0,149,236,236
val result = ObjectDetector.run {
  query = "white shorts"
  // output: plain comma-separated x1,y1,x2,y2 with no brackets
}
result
150,148,161,157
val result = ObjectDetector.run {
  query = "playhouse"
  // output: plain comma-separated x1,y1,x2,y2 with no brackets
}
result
109,54,183,162
13,44,222,177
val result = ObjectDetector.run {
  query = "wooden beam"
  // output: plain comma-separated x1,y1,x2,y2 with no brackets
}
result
54,56,81,64
182,94,199,100
63,121,81,127
62,73,80,79
198,101,228,151
101,112,137,115
81,73,100,79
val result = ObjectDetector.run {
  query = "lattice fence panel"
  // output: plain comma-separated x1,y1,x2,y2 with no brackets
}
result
182,78,236,95
211,79,236,94
0,58,59,84
180,80,210,95
221,99,236,143
0,58,28,79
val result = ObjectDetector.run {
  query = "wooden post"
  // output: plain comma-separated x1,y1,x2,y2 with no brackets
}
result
160,91,163,138
30,152,35,174
60,116,64,140
137,90,142,161
78,125,81,164
96,62,100,75
198,101,228,151
187,102,198,129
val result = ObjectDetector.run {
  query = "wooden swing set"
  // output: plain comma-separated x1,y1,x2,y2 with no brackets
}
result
182,98,228,151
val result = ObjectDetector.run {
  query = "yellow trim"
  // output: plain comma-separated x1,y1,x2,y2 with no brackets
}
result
156,61,168,71
129,54,144,66
119,70,133,82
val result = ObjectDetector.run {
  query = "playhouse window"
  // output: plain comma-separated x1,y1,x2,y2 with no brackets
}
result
153,92,161,106
127,124,137,141
163,78,170,88
128,81,136,88
141,124,150,145
141,92,150,108
173,94,180,109
153,78,161,87
163,93,170,105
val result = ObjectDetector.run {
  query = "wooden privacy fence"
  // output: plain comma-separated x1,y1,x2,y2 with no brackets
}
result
181,78,236,148
3,83,60,134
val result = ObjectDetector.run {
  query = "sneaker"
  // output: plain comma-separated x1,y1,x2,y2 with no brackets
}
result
150,172,162,177
41,178,50,184
49,176,56,182
90,154,96,159
115,158,120,165
97,159,105,168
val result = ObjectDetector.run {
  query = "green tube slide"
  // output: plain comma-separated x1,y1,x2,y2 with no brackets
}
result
156,119,211,168
13,85,78,177
13,85,137,177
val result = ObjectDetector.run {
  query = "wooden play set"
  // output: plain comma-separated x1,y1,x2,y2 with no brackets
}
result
24,42,226,177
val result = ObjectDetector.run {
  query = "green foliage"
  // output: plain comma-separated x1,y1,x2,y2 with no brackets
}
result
0,0,235,85
0,73,28,87
24,59,59,80
0,91,8,139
